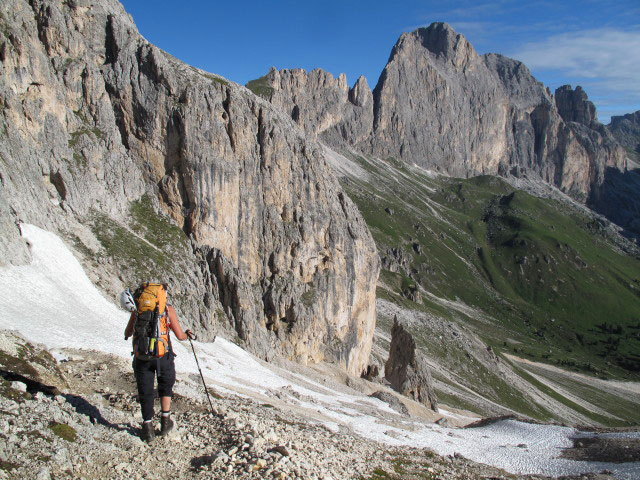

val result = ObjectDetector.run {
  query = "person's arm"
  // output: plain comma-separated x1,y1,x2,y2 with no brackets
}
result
167,305,193,341
124,312,135,340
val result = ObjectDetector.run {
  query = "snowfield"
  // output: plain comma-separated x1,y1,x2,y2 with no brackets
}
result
1,224,639,479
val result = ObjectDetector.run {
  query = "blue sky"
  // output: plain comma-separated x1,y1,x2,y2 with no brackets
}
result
120,0,640,123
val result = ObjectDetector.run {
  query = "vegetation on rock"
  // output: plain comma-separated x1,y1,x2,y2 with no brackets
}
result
246,75,275,99
48,422,77,442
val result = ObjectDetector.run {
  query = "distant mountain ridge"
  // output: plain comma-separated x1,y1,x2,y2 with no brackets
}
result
608,110,640,163
250,22,636,237
245,23,640,423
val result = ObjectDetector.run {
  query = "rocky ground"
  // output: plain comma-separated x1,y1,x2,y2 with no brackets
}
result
561,436,640,464
0,331,624,480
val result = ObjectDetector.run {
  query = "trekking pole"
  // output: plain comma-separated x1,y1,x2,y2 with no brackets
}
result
187,334,217,416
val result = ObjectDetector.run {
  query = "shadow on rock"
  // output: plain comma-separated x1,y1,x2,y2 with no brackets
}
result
63,393,137,436
1,368,137,435
190,454,217,472
0,368,60,396
589,167,640,242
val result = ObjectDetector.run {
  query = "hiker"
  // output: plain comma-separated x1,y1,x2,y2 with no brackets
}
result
120,283,194,442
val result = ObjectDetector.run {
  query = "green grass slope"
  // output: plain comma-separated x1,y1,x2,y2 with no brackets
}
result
339,152,640,425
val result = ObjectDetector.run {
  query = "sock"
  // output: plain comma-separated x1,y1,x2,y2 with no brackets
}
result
161,410,171,417
143,419,152,424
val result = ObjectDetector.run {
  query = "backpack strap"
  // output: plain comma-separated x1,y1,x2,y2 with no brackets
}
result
166,308,174,354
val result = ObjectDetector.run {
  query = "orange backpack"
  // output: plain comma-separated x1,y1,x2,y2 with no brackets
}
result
132,283,171,360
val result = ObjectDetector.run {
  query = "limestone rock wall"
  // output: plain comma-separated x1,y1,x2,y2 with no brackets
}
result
608,110,640,156
265,67,374,149
255,23,626,205
0,0,379,375
555,85,598,128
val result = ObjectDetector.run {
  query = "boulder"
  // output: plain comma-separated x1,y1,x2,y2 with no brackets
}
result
369,390,409,416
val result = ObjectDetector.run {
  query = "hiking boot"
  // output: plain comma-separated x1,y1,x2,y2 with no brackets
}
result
141,421,155,442
159,415,174,436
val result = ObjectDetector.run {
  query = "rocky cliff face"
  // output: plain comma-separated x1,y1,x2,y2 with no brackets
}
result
0,0,379,375
608,110,640,158
254,23,627,206
385,317,438,412
264,67,374,149
555,85,598,128
591,110,640,237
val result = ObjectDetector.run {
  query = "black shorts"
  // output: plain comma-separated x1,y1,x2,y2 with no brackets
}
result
133,352,176,399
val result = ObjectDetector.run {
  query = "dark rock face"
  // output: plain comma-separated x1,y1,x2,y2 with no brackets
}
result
381,247,411,274
595,112,640,239
0,0,379,375
555,85,598,128
361,364,379,380
384,317,438,411
588,168,640,239
256,23,626,210
608,111,640,156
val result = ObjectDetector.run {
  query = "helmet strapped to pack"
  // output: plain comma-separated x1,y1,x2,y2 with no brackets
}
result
119,289,136,312
131,283,171,360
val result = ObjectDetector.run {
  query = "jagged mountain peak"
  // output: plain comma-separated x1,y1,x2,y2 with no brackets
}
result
388,22,477,69
416,22,476,60
349,75,372,107
253,23,631,235
555,84,598,127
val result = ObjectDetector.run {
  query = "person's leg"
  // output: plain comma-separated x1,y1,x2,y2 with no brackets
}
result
134,358,156,441
157,353,176,435
134,359,156,421
160,396,171,412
